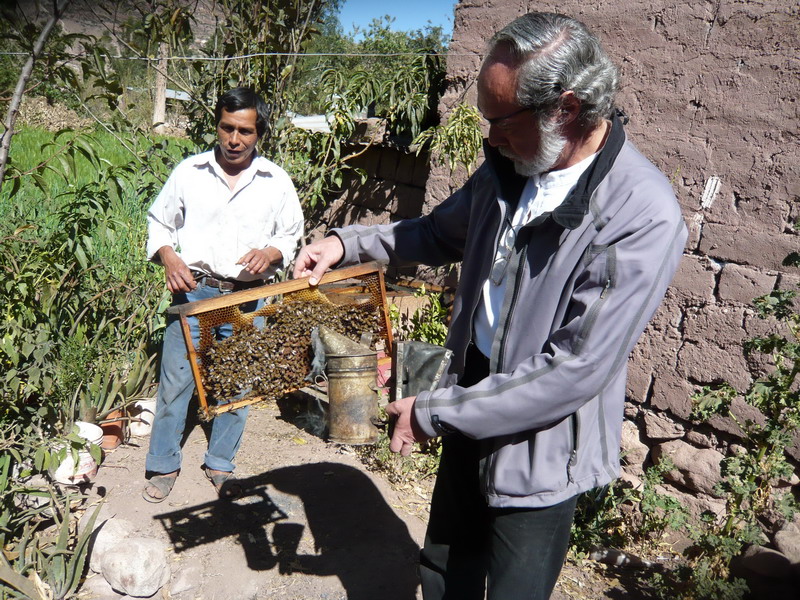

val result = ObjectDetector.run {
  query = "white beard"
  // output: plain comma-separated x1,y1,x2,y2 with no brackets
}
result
500,118,567,176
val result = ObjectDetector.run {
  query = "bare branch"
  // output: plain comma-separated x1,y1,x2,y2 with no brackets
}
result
0,0,73,195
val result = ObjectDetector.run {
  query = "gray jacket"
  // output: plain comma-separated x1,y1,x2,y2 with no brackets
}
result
336,115,687,508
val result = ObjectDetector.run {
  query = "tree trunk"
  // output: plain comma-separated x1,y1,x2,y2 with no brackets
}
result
152,41,169,134
0,0,72,195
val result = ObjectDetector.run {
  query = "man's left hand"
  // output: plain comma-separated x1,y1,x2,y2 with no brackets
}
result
386,396,431,456
237,247,281,275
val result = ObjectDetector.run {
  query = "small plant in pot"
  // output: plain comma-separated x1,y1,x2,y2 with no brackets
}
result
39,423,104,486
74,346,158,449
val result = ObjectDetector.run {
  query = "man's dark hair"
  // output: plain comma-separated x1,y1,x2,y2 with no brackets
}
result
214,87,270,138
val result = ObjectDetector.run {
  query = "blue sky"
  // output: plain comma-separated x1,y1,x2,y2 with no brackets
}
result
338,0,456,37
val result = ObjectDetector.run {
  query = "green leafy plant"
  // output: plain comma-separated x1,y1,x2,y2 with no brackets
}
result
391,285,449,346
274,110,368,210
637,458,689,550
414,102,483,175
571,479,636,556
0,491,101,600
647,284,800,600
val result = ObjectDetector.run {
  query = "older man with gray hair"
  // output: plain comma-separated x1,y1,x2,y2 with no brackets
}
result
294,12,687,600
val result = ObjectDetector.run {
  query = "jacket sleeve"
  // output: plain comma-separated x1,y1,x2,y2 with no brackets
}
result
413,200,688,440
334,176,477,268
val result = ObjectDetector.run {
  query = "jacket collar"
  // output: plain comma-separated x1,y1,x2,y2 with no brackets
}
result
484,111,626,229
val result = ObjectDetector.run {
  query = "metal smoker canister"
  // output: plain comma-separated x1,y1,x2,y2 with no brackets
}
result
325,351,379,444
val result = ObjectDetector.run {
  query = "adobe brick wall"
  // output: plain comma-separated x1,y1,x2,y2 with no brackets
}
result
428,1,800,492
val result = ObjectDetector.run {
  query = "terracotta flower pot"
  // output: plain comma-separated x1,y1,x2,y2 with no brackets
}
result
100,409,125,450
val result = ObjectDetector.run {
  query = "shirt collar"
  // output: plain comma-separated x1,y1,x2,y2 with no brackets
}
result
484,111,627,230
191,149,274,179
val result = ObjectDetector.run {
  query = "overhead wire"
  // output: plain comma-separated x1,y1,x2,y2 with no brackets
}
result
0,50,479,59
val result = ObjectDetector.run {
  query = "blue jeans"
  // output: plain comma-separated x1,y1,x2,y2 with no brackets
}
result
146,283,253,474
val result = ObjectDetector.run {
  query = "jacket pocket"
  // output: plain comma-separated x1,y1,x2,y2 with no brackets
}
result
487,416,575,498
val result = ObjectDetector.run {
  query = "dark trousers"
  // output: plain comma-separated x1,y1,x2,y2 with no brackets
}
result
419,344,578,600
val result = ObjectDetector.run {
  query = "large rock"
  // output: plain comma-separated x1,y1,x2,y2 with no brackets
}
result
100,537,170,598
736,544,792,579
654,483,726,523
89,518,137,573
643,411,685,441
652,439,724,497
774,522,800,565
620,420,649,475
684,429,716,448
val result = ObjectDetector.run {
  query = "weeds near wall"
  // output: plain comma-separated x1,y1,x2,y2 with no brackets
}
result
652,276,799,599
570,457,688,562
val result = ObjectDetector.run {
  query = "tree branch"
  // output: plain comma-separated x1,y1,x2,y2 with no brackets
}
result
0,0,73,195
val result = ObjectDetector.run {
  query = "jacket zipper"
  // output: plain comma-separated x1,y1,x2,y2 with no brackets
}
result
496,250,527,372
567,413,580,484
567,273,611,483
483,248,526,496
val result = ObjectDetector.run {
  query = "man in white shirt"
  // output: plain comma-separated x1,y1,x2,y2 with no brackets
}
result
143,87,303,502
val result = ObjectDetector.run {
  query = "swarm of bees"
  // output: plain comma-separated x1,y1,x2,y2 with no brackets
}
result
202,300,381,402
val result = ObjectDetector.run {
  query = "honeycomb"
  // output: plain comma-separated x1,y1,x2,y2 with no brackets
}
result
176,265,392,419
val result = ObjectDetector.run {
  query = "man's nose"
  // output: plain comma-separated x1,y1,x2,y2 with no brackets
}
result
229,131,240,146
487,124,505,148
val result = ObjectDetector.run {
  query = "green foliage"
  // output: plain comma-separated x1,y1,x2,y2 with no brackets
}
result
274,109,367,209
184,0,327,151
0,126,178,424
571,480,636,554
292,16,447,138
647,285,800,599
570,458,688,559
0,12,84,109
638,458,689,546
414,103,483,174
0,491,101,600
390,285,449,346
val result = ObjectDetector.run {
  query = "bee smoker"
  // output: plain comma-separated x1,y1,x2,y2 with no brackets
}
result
326,351,379,444
315,326,379,444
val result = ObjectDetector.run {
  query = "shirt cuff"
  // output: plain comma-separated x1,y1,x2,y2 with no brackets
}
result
146,232,174,263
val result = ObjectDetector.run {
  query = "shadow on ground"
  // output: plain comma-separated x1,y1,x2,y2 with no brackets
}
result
154,461,420,600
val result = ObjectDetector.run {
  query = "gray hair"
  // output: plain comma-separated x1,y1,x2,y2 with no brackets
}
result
488,13,619,126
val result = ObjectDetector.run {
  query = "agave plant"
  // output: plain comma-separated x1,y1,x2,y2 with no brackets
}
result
75,343,157,425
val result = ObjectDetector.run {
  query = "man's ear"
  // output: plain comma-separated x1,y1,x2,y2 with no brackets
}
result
557,90,581,125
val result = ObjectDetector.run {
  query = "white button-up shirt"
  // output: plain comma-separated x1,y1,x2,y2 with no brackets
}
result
474,152,598,356
147,150,304,281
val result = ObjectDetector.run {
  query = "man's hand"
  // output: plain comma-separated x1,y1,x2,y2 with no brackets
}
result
293,236,345,286
158,246,196,294
385,395,431,457
238,247,281,275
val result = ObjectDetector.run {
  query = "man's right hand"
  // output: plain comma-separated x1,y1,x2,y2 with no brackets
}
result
158,246,196,293
293,236,345,286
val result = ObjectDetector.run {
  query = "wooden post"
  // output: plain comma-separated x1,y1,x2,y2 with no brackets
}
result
152,41,168,134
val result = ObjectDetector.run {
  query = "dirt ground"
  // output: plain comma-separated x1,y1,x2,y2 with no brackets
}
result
78,394,646,600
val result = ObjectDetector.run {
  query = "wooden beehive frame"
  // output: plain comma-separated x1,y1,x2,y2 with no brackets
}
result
167,262,393,419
